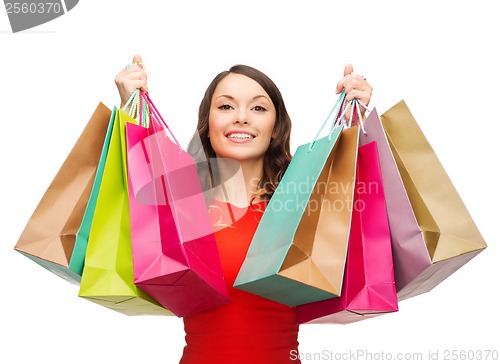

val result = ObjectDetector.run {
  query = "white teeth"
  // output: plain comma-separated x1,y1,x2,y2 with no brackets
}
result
227,133,254,139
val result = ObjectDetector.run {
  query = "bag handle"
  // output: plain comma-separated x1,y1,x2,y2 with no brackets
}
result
335,96,370,133
122,89,139,115
142,91,184,155
346,98,370,134
342,99,370,135
122,89,183,154
122,88,149,127
309,90,347,150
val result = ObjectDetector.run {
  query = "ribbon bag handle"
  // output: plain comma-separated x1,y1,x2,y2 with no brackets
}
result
309,90,347,150
123,89,182,155
343,98,370,135
122,89,151,128
143,92,184,155
122,89,139,115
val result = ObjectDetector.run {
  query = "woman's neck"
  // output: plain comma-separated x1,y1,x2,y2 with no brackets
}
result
214,158,264,207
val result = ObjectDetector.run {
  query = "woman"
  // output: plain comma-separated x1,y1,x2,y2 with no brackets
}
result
115,55,373,363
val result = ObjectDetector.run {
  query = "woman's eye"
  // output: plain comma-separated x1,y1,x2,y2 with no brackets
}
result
252,105,267,112
218,104,232,110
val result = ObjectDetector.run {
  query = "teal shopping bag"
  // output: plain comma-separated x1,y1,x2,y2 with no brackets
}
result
68,107,116,280
234,93,359,306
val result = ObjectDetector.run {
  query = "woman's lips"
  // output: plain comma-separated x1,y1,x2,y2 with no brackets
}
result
225,131,256,143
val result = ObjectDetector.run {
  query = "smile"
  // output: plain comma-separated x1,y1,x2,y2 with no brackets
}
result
226,132,255,140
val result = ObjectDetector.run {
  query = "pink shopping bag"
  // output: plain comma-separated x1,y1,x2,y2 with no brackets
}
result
296,140,398,324
125,92,230,317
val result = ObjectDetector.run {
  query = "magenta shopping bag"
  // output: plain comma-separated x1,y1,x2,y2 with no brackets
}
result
296,141,398,324
125,92,230,317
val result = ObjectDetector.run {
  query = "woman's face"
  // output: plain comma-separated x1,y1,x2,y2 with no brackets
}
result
208,73,276,165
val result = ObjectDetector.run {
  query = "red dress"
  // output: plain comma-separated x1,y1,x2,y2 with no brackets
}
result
180,200,301,364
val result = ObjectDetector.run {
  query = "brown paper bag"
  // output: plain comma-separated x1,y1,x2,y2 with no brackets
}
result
234,125,359,306
15,103,112,284
380,100,487,300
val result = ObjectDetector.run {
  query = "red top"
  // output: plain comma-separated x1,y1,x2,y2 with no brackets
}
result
180,200,301,364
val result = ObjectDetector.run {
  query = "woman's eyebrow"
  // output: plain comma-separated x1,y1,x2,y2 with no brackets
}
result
215,95,270,101
215,94,234,100
252,95,271,102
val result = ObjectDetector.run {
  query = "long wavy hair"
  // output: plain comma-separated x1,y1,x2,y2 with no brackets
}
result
187,65,292,203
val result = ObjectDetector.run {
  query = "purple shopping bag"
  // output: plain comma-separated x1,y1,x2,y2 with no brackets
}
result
362,105,486,300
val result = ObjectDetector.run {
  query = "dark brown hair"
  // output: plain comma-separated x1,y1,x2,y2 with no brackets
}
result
187,64,292,202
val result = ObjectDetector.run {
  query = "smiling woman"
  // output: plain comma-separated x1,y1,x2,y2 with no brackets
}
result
187,64,294,207
208,73,277,176
113,55,373,364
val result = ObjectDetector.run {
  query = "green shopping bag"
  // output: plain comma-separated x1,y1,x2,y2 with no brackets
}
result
68,107,116,280
78,107,171,316
234,92,359,306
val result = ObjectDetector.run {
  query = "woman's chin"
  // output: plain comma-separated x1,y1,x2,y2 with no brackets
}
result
216,153,263,165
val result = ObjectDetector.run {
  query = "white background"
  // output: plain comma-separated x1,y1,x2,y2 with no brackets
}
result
1,1,498,363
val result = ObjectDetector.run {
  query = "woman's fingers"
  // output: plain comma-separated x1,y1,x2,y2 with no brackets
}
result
116,67,148,89
115,55,148,107
335,63,354,93
132,54,143,65
335,64,373,119
344,77,372,104
343,63,354,77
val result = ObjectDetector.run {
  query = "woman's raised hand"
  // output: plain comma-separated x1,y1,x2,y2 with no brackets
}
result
114,54,148,109
336,63,373,117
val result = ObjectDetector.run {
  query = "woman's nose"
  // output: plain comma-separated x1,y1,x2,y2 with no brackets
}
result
234,110,249,125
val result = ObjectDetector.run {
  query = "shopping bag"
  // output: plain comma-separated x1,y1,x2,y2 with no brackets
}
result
361,107,429,300
296,140,398,324
374,101,486,300
234,93,358,306
69,107,116,280
14,103,112,284
78,106,171,316
126,92,230,317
